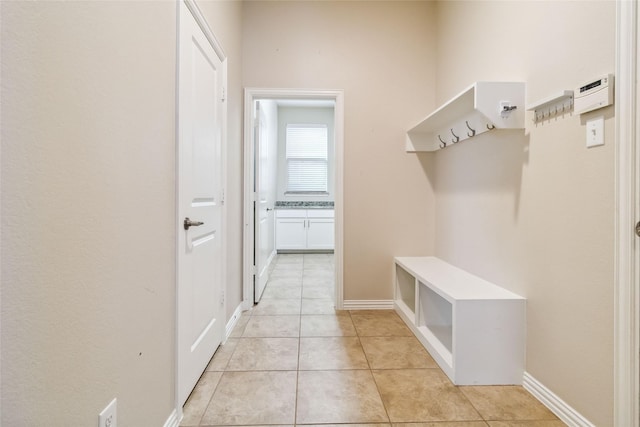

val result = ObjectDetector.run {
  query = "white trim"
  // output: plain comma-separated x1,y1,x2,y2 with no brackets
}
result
615,1,640,427
342,300,395,310
173,1,181,423
333,92,345,310
163,409,181,427
243,88,345,311
183,0,226,60
523,372,595,427
242,89,254,312
225,303,244,340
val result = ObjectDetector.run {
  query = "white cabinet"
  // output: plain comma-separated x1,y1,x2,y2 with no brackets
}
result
394,256,526,385
307,218,334,250
275,218,307,250
276,209,334,251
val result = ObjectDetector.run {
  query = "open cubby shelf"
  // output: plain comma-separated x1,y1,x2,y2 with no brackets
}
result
394,256,526,385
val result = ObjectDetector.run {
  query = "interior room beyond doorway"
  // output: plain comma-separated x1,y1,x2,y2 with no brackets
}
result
244,91,343,312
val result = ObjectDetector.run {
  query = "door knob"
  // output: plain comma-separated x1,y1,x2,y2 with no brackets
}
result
184,217,204,230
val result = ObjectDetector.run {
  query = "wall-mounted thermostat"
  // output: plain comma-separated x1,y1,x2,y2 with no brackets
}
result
574,74,614,114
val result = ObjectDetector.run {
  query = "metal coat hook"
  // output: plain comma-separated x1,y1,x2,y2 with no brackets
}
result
438,135,447,149
450,128,460,143
486,123,496,130
465,121,476,137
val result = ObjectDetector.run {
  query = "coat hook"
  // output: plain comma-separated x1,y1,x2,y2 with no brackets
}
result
450,128,460,143
465,121,476,137
486,123,496,130
438,135,447,149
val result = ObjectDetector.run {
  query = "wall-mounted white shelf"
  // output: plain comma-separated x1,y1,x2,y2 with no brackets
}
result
394,256,526,385
406,82,526,152
527,90,574,122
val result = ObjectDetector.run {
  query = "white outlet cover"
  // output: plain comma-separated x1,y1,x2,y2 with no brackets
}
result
99,398,117,427
586,116,604,148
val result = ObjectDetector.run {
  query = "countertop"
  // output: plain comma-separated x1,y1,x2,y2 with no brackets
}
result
275,201,334,209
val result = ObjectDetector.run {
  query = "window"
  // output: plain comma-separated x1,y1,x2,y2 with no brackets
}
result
285,124,328,193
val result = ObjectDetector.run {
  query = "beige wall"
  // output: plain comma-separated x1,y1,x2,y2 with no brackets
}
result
243,1,437,300
1,2,177,425
433,2,615,425
0,0,244,425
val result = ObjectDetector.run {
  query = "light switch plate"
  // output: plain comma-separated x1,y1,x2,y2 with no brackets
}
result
586,116,604,148
99,398,117,427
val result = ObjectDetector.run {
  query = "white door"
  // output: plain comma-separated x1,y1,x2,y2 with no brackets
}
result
254,101,275,302
177,1,225,407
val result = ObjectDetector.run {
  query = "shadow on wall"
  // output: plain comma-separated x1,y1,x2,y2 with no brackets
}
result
419,130,530,220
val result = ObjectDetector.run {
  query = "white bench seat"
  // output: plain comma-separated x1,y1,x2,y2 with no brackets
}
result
394,256,526,385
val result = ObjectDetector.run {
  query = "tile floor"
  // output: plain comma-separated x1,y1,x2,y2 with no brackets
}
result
181,254,566,427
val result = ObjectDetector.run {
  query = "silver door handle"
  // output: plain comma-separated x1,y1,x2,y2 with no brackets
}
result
184,217,204,230
266,208,273,211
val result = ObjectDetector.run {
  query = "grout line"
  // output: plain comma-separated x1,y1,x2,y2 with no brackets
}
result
350,309,392,424
293,253,305,426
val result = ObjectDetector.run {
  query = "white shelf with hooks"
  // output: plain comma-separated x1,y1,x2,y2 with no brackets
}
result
526,90,574,122
406,82,526,152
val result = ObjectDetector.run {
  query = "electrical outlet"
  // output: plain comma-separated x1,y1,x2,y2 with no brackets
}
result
99,398,117,427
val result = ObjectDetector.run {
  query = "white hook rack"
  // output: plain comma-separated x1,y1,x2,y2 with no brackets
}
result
527,90,574,122
406,82,526,152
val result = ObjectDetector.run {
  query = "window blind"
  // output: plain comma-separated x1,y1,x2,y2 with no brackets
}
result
286,124,328,193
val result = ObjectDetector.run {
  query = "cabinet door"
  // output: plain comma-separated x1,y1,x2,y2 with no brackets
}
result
306,218,334,250
276,218,307,250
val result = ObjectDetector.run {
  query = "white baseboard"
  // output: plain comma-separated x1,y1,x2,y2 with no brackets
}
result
523,372,595,427
225,303,244,340
342,299,394,310
163,409,180,427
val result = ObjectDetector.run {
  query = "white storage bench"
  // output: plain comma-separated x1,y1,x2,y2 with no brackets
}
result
394,256,526,385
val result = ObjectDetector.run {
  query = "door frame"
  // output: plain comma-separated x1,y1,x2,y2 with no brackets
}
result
614,1,639,426
175,0,228,418
242,88,345,310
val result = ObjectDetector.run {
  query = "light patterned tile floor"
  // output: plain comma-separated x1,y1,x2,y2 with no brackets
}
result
181,254,565,427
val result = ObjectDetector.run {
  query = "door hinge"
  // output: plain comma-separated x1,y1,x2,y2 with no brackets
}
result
221,189,225,206
220,291,225,306
251,265,257,275
221,87,226,103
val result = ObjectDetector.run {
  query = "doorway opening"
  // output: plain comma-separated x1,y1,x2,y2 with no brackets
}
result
243,89,344,311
